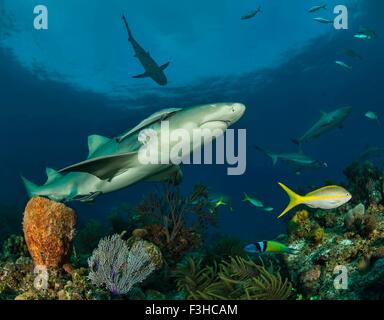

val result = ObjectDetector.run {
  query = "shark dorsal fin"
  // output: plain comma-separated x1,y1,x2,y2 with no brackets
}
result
45,168,62,185
117,108,182,143
88,135,110,157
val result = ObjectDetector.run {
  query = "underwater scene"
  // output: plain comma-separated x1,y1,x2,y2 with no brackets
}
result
0,0,384,302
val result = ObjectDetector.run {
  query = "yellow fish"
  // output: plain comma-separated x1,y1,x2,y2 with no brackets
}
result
277,182,352,219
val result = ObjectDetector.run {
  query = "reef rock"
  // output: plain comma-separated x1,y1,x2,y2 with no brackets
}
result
23,197,76,269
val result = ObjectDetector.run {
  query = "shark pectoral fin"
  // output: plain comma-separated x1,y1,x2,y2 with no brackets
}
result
45,168,62,185
145,165,183,185
160,62,170,70
58,152,138,180
132,72,149,79
88,134,110,158
73,192,102,203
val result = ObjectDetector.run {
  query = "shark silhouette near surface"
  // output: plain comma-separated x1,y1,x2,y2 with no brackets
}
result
122,14,170,86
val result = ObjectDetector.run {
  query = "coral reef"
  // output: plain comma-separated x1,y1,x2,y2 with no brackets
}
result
344,161,383,206
1,235,29,261
0,238,110,300
134,183,218,265
23,197,76,269
175,255,292,300
2,161,384,300
284,162,384,299
88,234,161,295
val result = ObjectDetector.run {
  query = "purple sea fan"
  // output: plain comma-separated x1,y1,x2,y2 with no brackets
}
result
88,234,156,295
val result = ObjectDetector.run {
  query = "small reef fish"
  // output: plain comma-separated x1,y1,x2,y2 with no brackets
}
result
263,207,274,212
254,145,328,174
244,241,298,255
243,193,264,208
365,111,380,125
358,26,377,39
354,34,372,40
308,5,327,13
207,195,234,212
335,60,352,71
277,182,352,219
241,7,262,20
341,49,362,60
291,106,352,146
314,17,333,24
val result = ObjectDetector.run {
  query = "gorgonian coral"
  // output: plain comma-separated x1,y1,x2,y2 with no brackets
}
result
88,235,158,295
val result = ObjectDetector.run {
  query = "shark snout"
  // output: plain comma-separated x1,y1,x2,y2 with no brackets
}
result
228,102,246,124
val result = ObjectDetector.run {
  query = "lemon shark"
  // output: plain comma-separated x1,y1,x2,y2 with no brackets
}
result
21,103,246,203
291,106,352,147
122,14,170,86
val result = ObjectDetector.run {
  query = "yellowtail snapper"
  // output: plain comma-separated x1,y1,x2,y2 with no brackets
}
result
277,182,352,219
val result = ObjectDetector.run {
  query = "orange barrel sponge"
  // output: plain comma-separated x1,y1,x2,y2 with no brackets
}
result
23,197,76,269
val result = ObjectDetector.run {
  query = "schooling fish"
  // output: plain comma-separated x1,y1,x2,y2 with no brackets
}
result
277,182,352,219
308,5,327,13
365,111,380,125
263,207,274,212
335,60,352,71
243,193,264,208
244,241,297,255
354,34,372,40
358,26,377,39
314,17,333,24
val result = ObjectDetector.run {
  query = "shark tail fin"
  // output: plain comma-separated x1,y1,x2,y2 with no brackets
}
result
21,175,39,198
254,145,278,165
277,182,303,219
122,14,133,40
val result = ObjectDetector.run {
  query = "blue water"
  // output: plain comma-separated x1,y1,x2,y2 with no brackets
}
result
0,0,383,242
